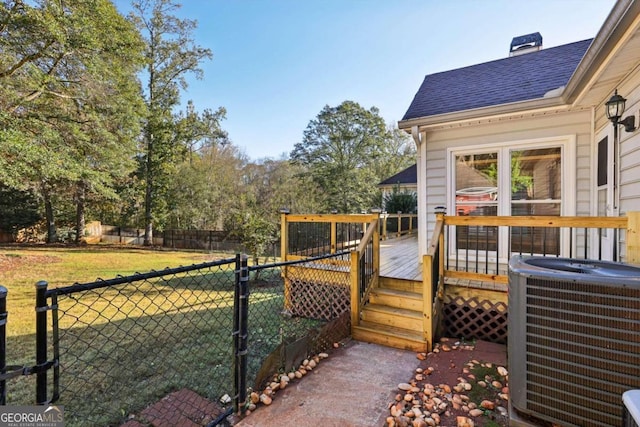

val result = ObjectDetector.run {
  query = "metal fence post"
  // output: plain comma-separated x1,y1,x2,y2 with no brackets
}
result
233,254,249,415
0,286,7,405
35,281,48,405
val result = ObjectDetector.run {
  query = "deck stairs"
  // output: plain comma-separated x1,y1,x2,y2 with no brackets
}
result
352,276,428,352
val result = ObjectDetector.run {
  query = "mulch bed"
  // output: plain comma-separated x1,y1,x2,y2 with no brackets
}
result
387,338,511,427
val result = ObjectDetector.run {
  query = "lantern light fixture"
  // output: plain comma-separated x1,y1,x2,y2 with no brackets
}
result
606,90,636,132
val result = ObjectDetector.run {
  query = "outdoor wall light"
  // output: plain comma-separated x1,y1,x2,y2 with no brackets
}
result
606,90,636,132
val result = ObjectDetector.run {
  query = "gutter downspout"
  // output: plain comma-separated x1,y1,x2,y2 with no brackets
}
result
412,126,428,262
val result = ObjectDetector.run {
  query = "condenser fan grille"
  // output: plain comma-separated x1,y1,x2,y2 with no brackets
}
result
524,277,640,427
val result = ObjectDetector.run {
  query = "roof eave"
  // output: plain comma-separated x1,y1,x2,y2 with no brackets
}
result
398,96,568,131
564,0,640,104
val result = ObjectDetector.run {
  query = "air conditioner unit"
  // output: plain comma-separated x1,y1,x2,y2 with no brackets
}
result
509,256,640,427
624,390,640,427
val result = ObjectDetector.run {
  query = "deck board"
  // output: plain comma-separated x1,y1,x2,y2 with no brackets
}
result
380,235,422,281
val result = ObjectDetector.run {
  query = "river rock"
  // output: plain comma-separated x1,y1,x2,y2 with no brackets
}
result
480,400,495,410
469,408,484,417
412,418,427,427
259,394,272,405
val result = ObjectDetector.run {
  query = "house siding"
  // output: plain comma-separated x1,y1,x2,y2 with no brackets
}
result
422,109,592,239
619,85,640,214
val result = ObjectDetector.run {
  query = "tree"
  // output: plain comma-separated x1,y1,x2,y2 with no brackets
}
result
373,124,416,184
129,0,213,245
290,101,391,213
242,157,325,217
383,186,417,214
166,142,245,230
224,208,277,268
0,0,145,243
0,185,41,237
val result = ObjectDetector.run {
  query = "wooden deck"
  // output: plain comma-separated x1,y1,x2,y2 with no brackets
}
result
380,235,422,281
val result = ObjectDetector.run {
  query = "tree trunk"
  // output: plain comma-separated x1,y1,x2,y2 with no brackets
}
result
143,137,154,246
42,184,57,243
75,181,86,244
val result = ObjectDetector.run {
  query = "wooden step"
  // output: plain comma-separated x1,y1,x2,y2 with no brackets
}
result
369,287,422,311
352,321,427,352
361,304,422,331
379,276,423,294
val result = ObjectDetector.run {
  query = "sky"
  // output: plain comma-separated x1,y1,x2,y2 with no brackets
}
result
114,0,616,161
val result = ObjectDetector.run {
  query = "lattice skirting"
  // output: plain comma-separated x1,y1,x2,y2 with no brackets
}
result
441,295,508,344
286,279,350,321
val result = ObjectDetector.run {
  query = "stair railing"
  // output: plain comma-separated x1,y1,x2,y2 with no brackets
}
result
350,217,380,329
422,212,445,348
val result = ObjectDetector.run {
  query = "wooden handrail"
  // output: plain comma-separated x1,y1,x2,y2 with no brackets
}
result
351,217,380,330
427,217,444,257
445,215,627,228
356,218,378,253
285,213,377,223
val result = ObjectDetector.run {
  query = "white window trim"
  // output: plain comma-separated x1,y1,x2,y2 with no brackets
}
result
446,134,577,260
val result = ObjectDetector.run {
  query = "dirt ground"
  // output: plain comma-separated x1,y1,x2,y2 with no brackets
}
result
394,338,510,427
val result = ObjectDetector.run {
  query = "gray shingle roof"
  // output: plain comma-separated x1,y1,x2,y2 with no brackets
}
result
402,39,593,121
378,164,417,186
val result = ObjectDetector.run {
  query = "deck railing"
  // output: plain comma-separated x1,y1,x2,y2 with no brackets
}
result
281,213,377,260
380,213,418,240
439,215,630,285
423,213,640,344
280,213,380,330
350,217,379,329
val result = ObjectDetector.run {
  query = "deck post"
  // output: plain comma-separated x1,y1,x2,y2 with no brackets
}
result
280,210,289,261
382,212,388,240
436,212,445,298
422,254,433,351
350,249,359,330
628,212,640,264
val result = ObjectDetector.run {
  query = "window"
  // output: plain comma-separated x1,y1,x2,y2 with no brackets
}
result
449,137,574,259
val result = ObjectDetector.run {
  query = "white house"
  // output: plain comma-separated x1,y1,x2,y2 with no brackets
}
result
377,163,417,204
399,0,640,263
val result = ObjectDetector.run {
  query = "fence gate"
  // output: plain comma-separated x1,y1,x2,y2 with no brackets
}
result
0,257,243,426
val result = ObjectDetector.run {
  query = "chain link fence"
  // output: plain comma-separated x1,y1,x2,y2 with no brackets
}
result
48,258,238,426
247,252,351,392
0,251,353,426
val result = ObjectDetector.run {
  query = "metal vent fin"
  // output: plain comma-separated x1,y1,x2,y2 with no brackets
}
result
524,277,640,427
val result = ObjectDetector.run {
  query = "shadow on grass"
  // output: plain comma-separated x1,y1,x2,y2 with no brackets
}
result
3,277,324,427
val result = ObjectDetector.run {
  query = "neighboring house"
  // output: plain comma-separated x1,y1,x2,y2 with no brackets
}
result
399,0,640,262
377,164,417,202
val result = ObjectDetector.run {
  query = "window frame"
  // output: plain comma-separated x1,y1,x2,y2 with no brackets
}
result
446,135,576,262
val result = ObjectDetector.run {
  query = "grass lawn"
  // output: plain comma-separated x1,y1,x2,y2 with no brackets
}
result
0,245,230,329
0,245,320,426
